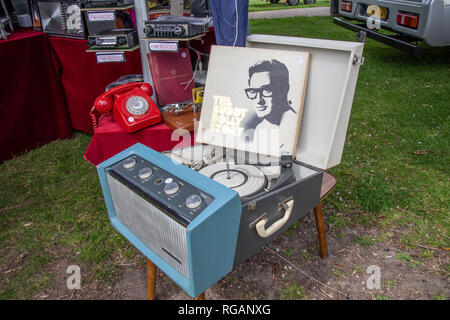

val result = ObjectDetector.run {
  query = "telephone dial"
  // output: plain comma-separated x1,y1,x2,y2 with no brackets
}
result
93,82,162,133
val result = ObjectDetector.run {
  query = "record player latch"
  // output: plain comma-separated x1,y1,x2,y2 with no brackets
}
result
278,196,294,211
353,55,365,65
247,202,257,212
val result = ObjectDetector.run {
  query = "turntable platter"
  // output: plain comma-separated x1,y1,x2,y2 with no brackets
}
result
199,163,266,198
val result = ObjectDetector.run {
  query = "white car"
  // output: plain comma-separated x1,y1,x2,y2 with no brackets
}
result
333,0,450,54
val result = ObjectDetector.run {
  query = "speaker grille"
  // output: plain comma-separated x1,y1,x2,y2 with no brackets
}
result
106,173,190,279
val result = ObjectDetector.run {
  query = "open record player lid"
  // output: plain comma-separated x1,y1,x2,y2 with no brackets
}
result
245,34,365,170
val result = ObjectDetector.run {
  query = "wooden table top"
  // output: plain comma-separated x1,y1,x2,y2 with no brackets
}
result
320,171,337,200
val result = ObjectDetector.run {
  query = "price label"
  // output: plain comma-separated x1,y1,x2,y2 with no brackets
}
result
96,52,126,64
148,41,178,52
88,11,115,22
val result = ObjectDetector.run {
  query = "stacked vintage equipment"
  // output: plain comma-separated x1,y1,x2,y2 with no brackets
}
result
140,0,211,131
30,0,138,45
96,34,365,298
83,0,138,51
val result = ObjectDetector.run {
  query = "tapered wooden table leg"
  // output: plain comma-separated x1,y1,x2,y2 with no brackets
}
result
147,259,156,300
314,201,328,259
194,292,205,300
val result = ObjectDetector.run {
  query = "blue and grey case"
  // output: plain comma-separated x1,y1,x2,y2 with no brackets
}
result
96,143,242,297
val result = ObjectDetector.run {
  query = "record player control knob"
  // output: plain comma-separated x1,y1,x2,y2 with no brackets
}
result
143,26,153,36
185,194,202,209
174,25,185,36
87,39,95,46
164,181,180,195
138,167,152,180
117,37,126,46
123,157,136,169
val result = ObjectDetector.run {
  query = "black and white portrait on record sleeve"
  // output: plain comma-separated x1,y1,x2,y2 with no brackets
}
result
243,59,297,143
197,45,310,158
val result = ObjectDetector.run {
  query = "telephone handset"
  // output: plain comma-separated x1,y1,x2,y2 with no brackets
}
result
93,82,162,133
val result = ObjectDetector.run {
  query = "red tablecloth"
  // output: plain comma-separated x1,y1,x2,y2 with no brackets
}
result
0,29,72,163
84,115,195,166
49,37,142,134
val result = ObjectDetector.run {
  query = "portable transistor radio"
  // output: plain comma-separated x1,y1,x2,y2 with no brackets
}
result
96,143,242,296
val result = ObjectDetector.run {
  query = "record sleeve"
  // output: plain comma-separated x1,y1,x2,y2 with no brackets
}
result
196,45,310,158
147,48,195,106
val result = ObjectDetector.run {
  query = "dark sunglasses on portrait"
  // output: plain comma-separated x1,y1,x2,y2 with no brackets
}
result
245,85,273,100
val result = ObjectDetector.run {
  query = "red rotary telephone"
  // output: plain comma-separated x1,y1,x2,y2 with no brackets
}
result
93,82,162,133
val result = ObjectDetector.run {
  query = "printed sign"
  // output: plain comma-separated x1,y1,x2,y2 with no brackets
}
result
148,41,179,52
96,52,126,64
88,11,115,22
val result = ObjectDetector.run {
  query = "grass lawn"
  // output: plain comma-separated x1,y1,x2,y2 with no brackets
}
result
0,133,139,299
250,16,449,249
249,0,330,12
0,16,448,299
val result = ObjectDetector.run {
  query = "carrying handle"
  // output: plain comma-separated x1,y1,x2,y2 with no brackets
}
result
256,200,294,238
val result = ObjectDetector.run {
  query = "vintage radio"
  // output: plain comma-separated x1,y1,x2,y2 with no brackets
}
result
37,0,86,39
97,144,242,296
143,15,210,39
80,0,134,8
147,0,191,20
96,34,365,298
83,8,134,36
87,28,138,49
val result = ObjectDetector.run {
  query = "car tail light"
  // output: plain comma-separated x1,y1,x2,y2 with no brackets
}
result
341,1,353,13
397,12,419,29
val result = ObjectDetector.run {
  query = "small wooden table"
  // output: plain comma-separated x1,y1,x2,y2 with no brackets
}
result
315,171,337,259
146,171,336,300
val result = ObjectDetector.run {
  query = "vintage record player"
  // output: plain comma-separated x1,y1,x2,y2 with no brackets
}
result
87,28,138,49
96,34,365,297
37,0,86,39
143,15,210,39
